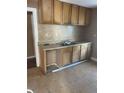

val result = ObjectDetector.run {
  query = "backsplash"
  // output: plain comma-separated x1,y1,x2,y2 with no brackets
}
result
38,24,85,44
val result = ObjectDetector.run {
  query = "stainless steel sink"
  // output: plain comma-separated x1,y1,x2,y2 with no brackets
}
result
60,41,78,46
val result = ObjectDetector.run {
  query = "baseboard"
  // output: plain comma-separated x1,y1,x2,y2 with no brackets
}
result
90,57,97,62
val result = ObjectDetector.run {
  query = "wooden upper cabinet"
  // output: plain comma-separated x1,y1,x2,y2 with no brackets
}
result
85,8,91,25
38,0,53,24
78,7,86,25
53,0,62,24
62,3,72,24
71,5,79,25
38,0,91,25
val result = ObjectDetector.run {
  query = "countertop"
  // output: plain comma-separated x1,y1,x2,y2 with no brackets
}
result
39,41,91,51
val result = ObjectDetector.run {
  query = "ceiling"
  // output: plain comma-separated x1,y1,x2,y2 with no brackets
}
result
59,0,97,8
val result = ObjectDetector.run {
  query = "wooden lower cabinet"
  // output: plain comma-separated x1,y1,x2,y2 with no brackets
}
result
56,49,63,66
80,44,87,60
80,43,91,60
39,43,91,74
61,47,73,66
86,43,91,58
72,46,81,62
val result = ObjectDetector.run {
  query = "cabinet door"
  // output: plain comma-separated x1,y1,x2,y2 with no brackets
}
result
56,49,63,66
62,3,71,24
80,44,88,60
71,5,79,25
39,0,53,24
53,0,62,24
85,8,91,25
86,43,91,59
46,50,57,66
72,46,81,62
78,7,86,25
61,47,72,66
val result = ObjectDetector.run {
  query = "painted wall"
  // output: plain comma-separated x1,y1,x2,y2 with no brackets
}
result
84,8,97,58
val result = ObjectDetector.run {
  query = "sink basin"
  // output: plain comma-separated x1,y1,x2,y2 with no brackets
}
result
60,42,78,46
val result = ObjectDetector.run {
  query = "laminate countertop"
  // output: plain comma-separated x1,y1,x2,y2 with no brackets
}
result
39,41,91,51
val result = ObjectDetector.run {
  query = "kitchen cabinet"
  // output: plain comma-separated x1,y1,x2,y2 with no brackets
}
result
53,0,63,24
62,3,72,24
61,47,73,66
39,42,91,74
85,8,91,25
72,46,81,62
71,5,79,25
80,43,89,60
56,49,63,66
86,43,91,58
38,0,53,24
78,7,86,25
38,0,91,25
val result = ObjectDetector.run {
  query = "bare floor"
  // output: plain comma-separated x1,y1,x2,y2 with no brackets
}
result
27,61,97,93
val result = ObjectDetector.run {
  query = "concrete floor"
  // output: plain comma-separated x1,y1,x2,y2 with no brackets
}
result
27,61,97,93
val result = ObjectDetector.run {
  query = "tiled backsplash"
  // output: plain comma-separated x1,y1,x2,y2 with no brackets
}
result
38,24,85,44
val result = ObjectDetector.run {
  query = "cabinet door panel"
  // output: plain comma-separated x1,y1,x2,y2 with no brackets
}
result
72,46,81,62
39,0,53,24
56,49,63,66
53,0,62,24
79,7,86,25
71,5,79,25
80,44,88,60
62,3,71,24
86,43,91,59
62,47,72,65
85,8,91,25
46,50,56,66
